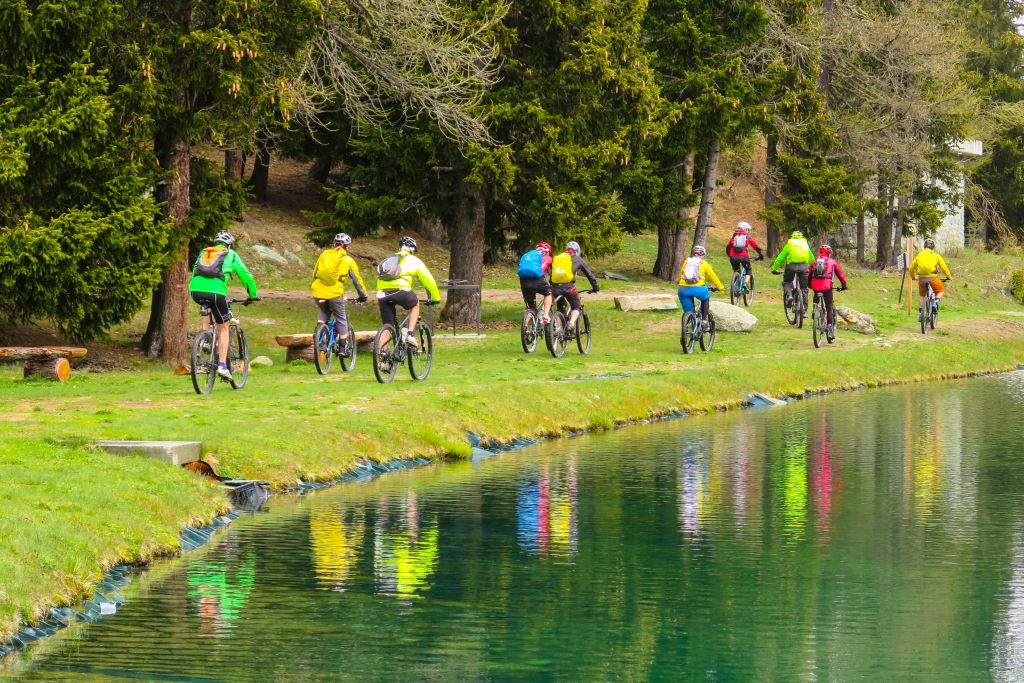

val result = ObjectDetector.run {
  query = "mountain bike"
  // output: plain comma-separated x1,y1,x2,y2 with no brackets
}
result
919,278,950,334
775,269,808,328
680,289,717,354
521,305,547,354
811,288,840,348
190,297,260,395
313,298,362,375
548,290,594,358
730,259,758,307
372,300,436,383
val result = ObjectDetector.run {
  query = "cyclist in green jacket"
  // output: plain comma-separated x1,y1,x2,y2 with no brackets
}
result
771,230,814,313
375,236,441,349
189,231,258,380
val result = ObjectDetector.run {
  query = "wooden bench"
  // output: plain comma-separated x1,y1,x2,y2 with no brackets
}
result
275,331,376,362
0,346,87,381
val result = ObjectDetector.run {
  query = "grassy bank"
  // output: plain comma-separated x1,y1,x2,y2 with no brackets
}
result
2,240,1024,643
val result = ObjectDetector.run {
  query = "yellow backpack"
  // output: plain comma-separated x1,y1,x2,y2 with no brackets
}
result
551,252,574,284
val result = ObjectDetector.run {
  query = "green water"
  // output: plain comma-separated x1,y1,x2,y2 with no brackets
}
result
6,374,1024,681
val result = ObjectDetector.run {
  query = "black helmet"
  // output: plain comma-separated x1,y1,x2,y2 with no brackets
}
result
400,236,418,251
214,231,236,247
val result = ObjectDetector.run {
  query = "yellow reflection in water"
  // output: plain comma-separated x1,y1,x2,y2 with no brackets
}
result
781,420,809,542
374,493,440,597
310,506,366,591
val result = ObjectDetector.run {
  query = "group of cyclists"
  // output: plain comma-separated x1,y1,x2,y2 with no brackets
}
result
187,218,955,382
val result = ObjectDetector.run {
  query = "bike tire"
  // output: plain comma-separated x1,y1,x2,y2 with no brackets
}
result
313,322,333,375
190,330,216,395
408,325,433,381
930,303,937,330
681,313,697,354
373,325,399,384
730,274,740,306
549,312,568,358
744,272,755,306
784,290,797,326
920,301,928,334
228,325,249,389
521,309,538,354
340,322,357,372
796,290,806,329
576,311,592,355
700,314,717,352
813,303,825,348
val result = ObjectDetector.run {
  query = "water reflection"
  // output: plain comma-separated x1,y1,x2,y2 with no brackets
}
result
374,493,439,597
678,440,708,539
516,458,579,557
781,418,809,543
310,506,365,592
810,416,838,543
185,540,255,637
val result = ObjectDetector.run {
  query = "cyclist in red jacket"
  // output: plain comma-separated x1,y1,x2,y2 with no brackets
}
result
725,221,764,291
809,244,848,342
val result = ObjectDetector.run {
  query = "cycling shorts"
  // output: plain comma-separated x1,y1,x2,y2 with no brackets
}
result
191,291,232,324
315,296,349,330
377,289,418,329
783,264,809,291
918,277,944,297
520,277,551,307
551,284,582,312
729,257,751,273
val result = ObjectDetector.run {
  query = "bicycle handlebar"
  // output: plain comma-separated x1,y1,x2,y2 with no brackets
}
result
228,297,260,305
421,299,441,306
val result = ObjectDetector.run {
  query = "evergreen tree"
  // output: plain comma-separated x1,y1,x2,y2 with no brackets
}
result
0,1,166,341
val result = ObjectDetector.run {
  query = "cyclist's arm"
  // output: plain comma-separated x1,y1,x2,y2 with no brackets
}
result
907,254,920,279
415,260,441,301
704,263,725,291
347,258,368,298
834,262,849,288
771,244,789,271
191,252,202,275
576,257,599,291
725,242,733,258
938,255,952,279
229,252,258,298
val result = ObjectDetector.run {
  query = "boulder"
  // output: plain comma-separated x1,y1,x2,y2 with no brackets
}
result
604,270,631,281
836,305,877,335
709,301,757,332
614,294,678,312
252,244,288,265
250,355,274,367
283,250,303,265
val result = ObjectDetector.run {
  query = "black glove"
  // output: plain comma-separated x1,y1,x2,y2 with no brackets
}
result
427,299,441,306
591,284,601,294
771,270,781,275
840,285,848,291
757,254,765,261
357,295,367,304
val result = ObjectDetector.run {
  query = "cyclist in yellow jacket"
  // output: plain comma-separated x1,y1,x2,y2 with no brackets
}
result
771,230,814,312
375,236,441,349
909,237,953,319
677,245,725,331
311,233,367,343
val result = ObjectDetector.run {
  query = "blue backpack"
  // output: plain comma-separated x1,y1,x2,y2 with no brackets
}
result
517,249,545,279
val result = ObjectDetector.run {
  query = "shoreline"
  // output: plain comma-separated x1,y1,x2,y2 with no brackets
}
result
3,362,1022,662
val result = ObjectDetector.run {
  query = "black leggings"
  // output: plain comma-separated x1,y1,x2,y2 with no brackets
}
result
377,289,418,329
814,290,836,325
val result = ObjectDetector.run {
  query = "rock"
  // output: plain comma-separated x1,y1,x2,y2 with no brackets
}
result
604,270,630,281
614,294,678,312
709,301,758,332
836,305,877,335
95,440,201,466
747,392,787,407
283,250,303,265
252,244,288,265
250,355,273,367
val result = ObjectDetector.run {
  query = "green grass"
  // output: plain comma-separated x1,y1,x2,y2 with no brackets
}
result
2,242,1023,643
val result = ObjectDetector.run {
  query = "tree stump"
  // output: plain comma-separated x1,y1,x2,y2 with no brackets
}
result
24,357,71,381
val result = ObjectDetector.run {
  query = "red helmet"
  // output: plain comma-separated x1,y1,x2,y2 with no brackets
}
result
819,244,833,257
536,242,551,254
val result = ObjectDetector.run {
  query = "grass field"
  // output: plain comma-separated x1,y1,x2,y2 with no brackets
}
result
3,217,1024,644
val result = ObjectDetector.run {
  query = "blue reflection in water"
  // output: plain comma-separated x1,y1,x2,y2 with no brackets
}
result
516,459,578,557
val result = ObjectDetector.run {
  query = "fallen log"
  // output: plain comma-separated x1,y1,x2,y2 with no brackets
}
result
24,357,72,381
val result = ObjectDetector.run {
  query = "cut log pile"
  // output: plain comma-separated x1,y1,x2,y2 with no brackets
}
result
0,346,87,381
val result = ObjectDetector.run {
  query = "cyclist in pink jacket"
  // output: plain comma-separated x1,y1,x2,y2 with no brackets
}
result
809,244,848,342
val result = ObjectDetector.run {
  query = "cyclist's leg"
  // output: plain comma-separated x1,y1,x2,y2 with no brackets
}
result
565,288,582,327
917,280,929,315
694,286,711,327
678,286,695,313
783,265,795,296
520,278,536,309
314,298,331,324
328,297,349,338
208,295,232,364
538,280,553,322
823,289,835,325
191,292,214,332
796,268,810,309
729,257,742,273
741,259,752,287
378,291,399,342
398,290,421,334
931,277,945,305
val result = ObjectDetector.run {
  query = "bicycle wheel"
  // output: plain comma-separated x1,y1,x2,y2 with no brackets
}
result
408,325,433,380
372,325,399,384
521,309,538,353
313,322,333,375
681,313,697,354
920,300,928,334
795,290,806,329
549,312,568,358
812,302,825,348
190,330,217,395
339,322,358,372
784,289,797,325
744,271,755,306
700,313,717,352
929,300,938,330
730,273,740,306
576,310,592,354
228,325,249,389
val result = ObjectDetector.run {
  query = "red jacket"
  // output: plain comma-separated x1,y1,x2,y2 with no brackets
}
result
809,257,848,292
726,232,762,259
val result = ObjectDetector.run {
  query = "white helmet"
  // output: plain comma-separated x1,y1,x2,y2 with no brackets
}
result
334,232,352,247
736,221,751,233
214,231,236,247
692,244,707,257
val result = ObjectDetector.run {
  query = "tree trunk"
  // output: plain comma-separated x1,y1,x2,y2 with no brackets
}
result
249,144,270,200
817,0,835,96
892,192,905,266
24,357,71,381
653,153,696,281
418,215,447,247
765,135,782,257
444,178,485,326
142,129,191,363
875,178,895,268
310,153,333,183
225,150,244,180
692,138,721,250
856,204,866,264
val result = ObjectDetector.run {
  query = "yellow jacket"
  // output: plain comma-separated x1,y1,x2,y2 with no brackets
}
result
376,248,442,301
678,259,725,290
311,248,367,300
909,248,951,280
